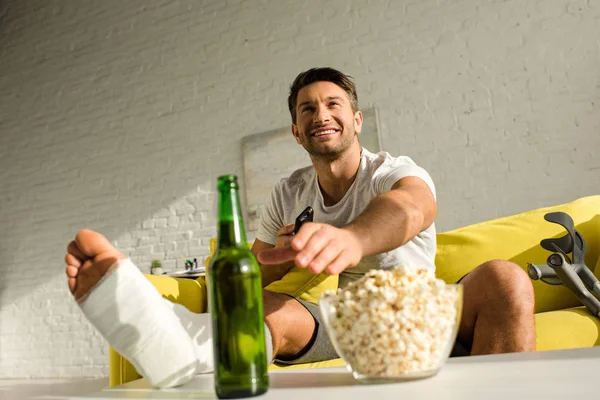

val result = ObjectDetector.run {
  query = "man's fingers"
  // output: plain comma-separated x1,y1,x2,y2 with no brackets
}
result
291,222,321,251
307,242,341,274
325,253,348,275
295,227,330,268
277,223,295,236
257,246,298,265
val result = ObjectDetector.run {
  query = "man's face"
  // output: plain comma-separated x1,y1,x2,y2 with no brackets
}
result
292,81,363,159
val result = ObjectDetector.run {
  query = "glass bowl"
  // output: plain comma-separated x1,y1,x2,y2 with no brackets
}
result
319,283,463,383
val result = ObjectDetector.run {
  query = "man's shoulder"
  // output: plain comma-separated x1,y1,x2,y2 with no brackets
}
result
362,148,436,198
363,148,420,170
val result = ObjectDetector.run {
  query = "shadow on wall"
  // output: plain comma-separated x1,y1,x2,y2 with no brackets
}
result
0,1,8,26
0,123,241,301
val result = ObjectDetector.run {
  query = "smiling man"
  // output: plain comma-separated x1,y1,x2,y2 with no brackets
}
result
253,67,536,365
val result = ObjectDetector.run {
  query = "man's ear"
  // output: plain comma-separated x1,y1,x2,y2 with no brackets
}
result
291,124,302,144
354,110,363,135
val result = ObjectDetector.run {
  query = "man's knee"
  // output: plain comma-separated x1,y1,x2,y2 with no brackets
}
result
262,289,314,330
262,289,289,322
261,289,316,358
473,259,535,311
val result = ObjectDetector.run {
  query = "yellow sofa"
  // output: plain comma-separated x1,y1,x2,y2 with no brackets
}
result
109,196,600,387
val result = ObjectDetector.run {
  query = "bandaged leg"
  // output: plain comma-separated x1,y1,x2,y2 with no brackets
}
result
78,258,198,388
78,257,274,387
165,301,274,370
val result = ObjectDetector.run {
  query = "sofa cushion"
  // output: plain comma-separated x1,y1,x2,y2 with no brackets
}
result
535,306,600,350
435,196,600,313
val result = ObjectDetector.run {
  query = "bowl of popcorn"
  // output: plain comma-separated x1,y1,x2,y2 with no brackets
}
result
319,266,463,383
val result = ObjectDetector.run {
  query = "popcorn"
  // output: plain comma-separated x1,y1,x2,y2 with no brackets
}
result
322,266,460,377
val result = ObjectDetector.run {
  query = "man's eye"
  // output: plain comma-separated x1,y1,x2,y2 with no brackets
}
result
329,102,339,107
302,107,315,113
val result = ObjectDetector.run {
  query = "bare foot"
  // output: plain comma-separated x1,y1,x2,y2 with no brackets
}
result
65,229,127,301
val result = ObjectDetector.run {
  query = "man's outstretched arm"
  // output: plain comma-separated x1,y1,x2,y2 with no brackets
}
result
257,176,436,275
344,176,436,258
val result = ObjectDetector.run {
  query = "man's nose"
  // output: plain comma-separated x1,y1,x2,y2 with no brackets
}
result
313,105,331,124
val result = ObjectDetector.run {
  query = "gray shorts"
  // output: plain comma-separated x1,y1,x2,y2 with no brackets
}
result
274,296,470,365
274,298,339,365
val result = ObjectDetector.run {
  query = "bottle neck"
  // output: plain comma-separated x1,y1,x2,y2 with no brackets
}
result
216,185,248,248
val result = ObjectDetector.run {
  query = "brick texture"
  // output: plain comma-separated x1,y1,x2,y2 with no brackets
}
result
0,0,598,378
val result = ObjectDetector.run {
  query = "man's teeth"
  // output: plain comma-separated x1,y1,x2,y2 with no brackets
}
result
314,129,337,136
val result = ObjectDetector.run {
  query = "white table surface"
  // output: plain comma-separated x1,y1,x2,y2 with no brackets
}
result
71,347,599,399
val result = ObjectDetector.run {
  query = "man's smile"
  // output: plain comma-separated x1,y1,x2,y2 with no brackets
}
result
310,127,340,137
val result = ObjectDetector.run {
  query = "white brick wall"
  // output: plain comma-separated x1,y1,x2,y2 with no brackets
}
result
0,0,598,378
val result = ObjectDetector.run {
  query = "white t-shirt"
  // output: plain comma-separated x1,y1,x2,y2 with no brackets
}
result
256,148,437,288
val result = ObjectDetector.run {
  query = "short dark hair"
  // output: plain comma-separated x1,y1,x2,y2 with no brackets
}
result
287,67,359,123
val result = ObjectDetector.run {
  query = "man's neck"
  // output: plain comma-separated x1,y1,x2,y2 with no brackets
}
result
312,144,362,206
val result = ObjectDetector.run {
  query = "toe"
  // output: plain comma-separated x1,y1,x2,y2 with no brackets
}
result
66,264,79,278
67,240,86,262
68,277,77,294
75,229,116,259
65,253,81,268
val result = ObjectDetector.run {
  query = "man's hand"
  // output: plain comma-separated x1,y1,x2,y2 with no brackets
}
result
252,224,297,287
271,223,297,273
275,223,295,249
258,222,363,275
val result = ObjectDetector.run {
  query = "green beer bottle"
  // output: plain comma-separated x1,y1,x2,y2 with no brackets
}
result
209,175,269,399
